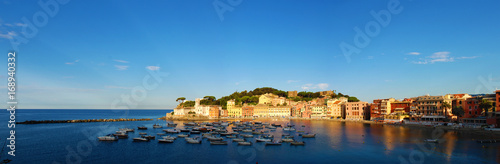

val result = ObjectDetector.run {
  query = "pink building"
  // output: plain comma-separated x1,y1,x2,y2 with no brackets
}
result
344,101,369,120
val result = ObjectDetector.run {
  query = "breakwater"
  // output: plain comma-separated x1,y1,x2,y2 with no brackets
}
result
18,118,154,124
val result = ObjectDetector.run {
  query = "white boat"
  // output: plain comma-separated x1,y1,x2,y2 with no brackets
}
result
167,123,177,127
242,129,253,133
119,128,135,132
226,135,237,138
241,134,254,138
162,135,177,140
256,138,272,142
283,127,296,131
158,139,174,143
207,136,224,141
186,137,202,144
177,134,189,138
133,137,149,142
232,138,245,142
282,138,294,142
163,129,180,133
153,124,163,128
210,141,228,145
98,134,117,141
238,142,252,145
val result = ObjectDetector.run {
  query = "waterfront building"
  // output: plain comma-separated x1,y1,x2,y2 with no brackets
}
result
220,109,228,118
381,98,396,115
288,90,298,97
327,98,346,119
463,97,482,118
370,99,383,121
242,106,254,118
209,106,221,118
496,90,500,112
227,99,242,118
302,105,312,118
253,104,269,118
344,102,369,120
173,107,195,116
390,100,412,114
269,106,291,117
415,95,452,116
310,105,327,119
194,98,211,116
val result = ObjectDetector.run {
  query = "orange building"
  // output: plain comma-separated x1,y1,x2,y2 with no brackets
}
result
242,106,254,117
391,100,412,113
209,106,220,119
463,97,481,118
220,109,228,118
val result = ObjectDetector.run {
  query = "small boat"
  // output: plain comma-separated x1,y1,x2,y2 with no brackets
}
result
262,134,274,138
190,131,201,134
119,128,135,132
113,132,128,139
266,126,277,129
283,127,296,131
254,121,262,124
242,129,253,133
186,139,202,144
153,124,163,129
252,131,263,135
184,122,197,126
424,139,438,143
162,136,177,140
167,123,177,127
265,141,282,146
220,132,231,136
297,130,305,133
241,134,254,138
98,134,117,141
301,134,316,138
210,141,228,145
139,132,147,135
158,139,174,143
207,136,224,141
164,129,180,133
138,126,147,130
133,137,149,142
290,141,305,145
142,135,156,140
271,124,281,127
157,133,166,136
232,138,245,142
256,138,272,142
282,138,294,142
177,134,189,138
226,135,237,138
238,142,252,146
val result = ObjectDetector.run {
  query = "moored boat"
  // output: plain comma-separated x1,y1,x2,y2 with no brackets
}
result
153,124,162,128
301,134,316,138
138,126,147,130
133,137,149,142
210,141,228,145
207,136,224,141
265,141,282,146
256,138,272,142
177,134,189,138
158,139,174,143
232,138,245,142
241,134,254,138
142,135,156,140
164,129,180,133
424,139,438,143
238,142,252,146
162,135,177,140
119,128,135,132
98,134,117,141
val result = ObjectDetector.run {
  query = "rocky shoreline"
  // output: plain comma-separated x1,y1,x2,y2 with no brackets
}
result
18,118,154,124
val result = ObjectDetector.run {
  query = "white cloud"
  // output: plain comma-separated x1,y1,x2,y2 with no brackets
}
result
301,83,329,90
146,66,160,71
412,51,477,64
65,59,80,65
287,80,299,83
114,59,129,63
317,83,329,90
115,65,129,70
457,56,479,59
407,52,421,55
0,31,16,39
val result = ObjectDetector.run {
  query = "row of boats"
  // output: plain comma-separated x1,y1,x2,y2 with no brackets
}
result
98,121,316,146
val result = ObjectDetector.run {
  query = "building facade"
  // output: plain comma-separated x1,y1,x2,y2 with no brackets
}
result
209,106,220,118
344,102,369,120
269,106,291,117
288,91,298,98
310,105,327,119
253,104,269,117
242,106,254,117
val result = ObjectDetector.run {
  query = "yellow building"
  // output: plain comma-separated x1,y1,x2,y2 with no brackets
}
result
227,99,242,117
258,93,278,105
311,105,327,119
253,104,269,118
269,106,291,117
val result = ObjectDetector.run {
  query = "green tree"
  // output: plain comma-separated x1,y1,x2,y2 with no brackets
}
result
452,106,464,117
176,97,186,104
347,97,360,102
479,99,493,117
441,101,452,115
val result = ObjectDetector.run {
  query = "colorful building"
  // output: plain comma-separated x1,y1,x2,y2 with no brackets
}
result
463,97,481,118
310,105,327,119
227,99,242,117
220,109,228,117
242,106,254,118
253,104,269,118
344,102,369,120
496,90,500,112
269,106,291,117
391,100,412,114
209,106,221,118
415,95,452,116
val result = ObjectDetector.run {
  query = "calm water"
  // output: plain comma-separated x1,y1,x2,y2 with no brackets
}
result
0,109,498,164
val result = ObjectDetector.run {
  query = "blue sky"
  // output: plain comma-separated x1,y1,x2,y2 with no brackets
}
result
0,0,499,109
